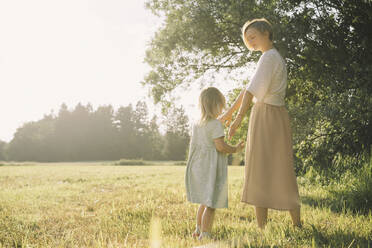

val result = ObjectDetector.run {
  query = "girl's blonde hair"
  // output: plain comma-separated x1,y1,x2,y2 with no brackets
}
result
198,87,226,124
242,18,273,49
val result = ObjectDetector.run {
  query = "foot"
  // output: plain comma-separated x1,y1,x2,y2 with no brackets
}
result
198,231,212,240
293,221,303,228
192,230,200,239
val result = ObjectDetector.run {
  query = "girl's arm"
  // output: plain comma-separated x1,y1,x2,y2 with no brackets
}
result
213,137,244,154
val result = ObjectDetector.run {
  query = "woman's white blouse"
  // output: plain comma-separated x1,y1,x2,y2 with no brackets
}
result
246,48,287,106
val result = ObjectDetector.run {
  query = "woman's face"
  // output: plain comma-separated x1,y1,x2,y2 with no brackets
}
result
244,27,270,52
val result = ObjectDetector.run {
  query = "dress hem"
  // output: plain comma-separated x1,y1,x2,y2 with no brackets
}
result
187,200,228,209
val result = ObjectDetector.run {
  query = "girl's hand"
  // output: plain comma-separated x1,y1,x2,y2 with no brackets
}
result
235,140,245,152
228,115,242,140
218,111,232,127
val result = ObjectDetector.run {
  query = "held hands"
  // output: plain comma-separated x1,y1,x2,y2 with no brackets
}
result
235,140,245,153
218,111,233,127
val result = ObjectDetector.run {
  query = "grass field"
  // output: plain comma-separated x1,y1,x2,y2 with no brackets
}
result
0,162,371,247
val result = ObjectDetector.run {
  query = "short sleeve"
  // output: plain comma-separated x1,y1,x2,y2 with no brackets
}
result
210,120,225,140
246,52,276,101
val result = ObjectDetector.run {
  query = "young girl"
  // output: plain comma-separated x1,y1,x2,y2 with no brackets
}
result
185,87,244,240
220,18,302,229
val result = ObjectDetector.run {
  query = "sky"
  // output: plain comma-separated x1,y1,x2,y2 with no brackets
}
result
0,0,246,142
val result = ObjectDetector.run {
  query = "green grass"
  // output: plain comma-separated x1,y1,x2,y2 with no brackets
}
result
0,162,371,247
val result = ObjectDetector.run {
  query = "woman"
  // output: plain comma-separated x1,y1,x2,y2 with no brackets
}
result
219,18,302,229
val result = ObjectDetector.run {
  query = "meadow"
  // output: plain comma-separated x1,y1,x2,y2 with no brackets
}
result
0,162,371,247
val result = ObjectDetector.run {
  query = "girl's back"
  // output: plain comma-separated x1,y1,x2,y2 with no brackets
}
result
185,118,228,209
190,119,225,150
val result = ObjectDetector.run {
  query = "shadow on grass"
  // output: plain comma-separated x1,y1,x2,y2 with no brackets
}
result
309,224,372,248
216,224,371,248
301,195,338,211
302,193,371,216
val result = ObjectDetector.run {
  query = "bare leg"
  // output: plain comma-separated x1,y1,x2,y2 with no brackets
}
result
197,205,206,227
201,207,216,233
289,207,301,227
255,206,268,229
192,205,206,238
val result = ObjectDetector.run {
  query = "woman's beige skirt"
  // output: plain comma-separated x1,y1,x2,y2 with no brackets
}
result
241,102,300,210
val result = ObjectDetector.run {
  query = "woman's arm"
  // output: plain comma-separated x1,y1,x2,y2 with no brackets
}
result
227,52,275,139
227,89,245,114
228,90,253,139
236,90,253,118
219,89,245,126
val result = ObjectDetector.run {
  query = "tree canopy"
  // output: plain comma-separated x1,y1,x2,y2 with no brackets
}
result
143,0,372,173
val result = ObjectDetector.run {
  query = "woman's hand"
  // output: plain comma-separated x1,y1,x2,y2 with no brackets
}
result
228,115,243,140
218,111,233,127
235,140,245,152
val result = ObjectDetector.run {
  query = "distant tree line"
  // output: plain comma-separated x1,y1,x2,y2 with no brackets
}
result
0,101,190,162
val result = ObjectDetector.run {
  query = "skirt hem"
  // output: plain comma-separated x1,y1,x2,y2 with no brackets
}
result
241,199,300,211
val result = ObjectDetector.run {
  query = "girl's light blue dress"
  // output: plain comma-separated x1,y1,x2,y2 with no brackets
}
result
185,119,228,208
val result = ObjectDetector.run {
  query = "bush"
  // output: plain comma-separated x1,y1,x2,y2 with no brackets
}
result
342,162,372,214
115,159,147,166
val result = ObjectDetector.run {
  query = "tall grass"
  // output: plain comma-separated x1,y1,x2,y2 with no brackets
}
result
330,160,372,215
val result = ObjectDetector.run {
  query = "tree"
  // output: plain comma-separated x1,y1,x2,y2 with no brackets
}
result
163,106,190,160
89,105,120,160
132,101,153,159
0,140,7,161
143,0,372,172
7,114,56,162
115,104,137,159
148,115,165,160
54,103,74,161
53,103,93,161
